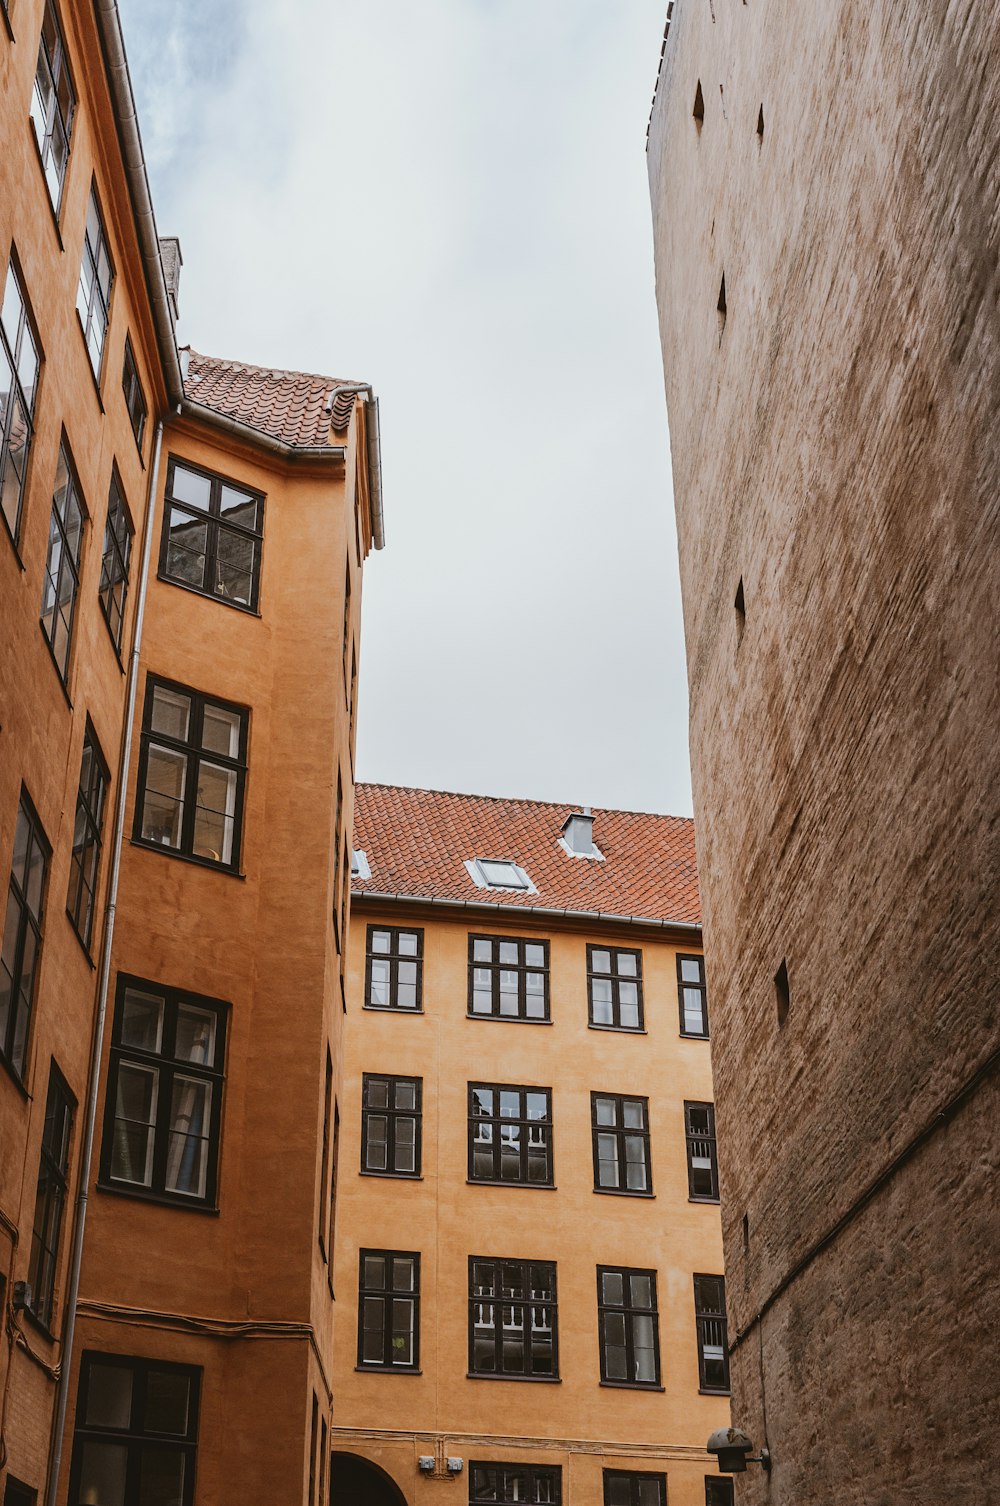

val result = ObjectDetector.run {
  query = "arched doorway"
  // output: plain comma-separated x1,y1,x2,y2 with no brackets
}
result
330,1451,409,1506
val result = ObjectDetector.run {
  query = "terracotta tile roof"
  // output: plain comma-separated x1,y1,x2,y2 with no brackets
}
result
183,348,364,449
352,784,701,927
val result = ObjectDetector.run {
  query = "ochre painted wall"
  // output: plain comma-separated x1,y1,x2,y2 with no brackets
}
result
333,903,729,1506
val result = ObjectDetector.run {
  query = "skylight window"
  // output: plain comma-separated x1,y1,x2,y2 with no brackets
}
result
465,858,535,892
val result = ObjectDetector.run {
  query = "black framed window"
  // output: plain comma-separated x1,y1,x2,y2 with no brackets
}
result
588,945,643,1030
469,1258,557,1379
122,337,146,450
365,926,422,1010
66,724,109,950
0,793,50,1081
27,1064,74,1329
69,1352,200,1506
469,1083,552,1185
678,953,709,1037
591,1093,651,1194
598,1266,660,1387
685,1101,719,1201
134,677,248,871
468,936,549,1021
76,185,113,379
99,467,133,653
357,1250,419,1370
470,1464,561,1503
101,975,227,1208
362,1074,422,1176
0,256,41,547
604,1472,667,1506
29,0,76,211
4,1479,37,1506
705,1480,734,1506
160,457,264,611
694,1274,730,1393
40,440,86,681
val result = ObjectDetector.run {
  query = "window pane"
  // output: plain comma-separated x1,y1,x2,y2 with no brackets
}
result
595,1098,617,1127
201,704,241,758
85,1362,133,1428
398,931,418,956
121,989,164,1052
391,1298,414,1363
394,1080,416,1110
141,747,186,848
138,1446,186,1506
498,942,518,965
175,1005,217,1066
394,1117,415,1172
216,526,255,603
617,952,638,976
192,763,236,864
622,1100,644,1129
371,931,391,953
112,1063,158,1184
473,938,492,961
367,1078,389,1109
144,1370,190,1435
165,1076,211,1197
525,1092,547,1120
219,483,258,518
597,1132,619,1187
632,1314,657,1381
171,465,211,509
366,1115,388,1170
392,1258,415,1292
606,1479,631,1506
363,1254,386,1289
591,978,613,1024
625,1137,648,1190
150,688,191,741
369,958,390,1006
602,1270,624,1306
630,1273,653,1309
637,1481,663,1506
165,507,208,588
78,1441,127,1506
362,1296,384,1362
680,958,703,982
524,943,545,967
592,949,611,973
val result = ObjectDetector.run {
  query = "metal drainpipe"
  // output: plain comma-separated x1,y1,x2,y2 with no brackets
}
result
44,417,165,1506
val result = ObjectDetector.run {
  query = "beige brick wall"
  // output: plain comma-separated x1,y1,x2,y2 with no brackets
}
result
648,0,1000,1499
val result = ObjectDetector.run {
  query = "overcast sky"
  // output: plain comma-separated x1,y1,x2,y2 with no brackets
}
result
118,0,692,817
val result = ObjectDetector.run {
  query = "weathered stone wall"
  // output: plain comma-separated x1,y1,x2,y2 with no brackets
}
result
648,1,1000,1499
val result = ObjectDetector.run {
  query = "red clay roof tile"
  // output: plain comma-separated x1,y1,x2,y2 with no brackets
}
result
352,784,700,926
183,348,362,449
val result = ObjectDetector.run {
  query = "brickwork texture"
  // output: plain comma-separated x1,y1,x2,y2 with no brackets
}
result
648,0,1000,1500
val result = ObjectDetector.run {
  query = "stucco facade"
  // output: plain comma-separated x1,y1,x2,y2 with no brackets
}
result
648,0,1000,1499
0,2,381,1501
332,789,729,1506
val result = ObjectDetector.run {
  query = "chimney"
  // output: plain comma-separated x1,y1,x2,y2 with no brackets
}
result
158,236,183,323
562,806,596,857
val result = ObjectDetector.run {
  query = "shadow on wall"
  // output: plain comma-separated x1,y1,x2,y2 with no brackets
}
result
330,1452,410,1506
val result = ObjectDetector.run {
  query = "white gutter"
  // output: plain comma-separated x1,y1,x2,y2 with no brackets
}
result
327,384,386,550
44,420,165,1506
179,398,347,465
350,888,702,934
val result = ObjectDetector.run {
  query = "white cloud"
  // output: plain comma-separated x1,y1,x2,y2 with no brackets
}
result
118,0,691,815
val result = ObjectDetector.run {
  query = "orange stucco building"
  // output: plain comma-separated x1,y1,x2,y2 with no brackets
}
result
0,1,382,1502
332,787,730,1506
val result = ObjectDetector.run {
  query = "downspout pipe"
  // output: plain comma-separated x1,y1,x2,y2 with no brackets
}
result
327,383,386,550
44,420,165,1506
93,0,183,405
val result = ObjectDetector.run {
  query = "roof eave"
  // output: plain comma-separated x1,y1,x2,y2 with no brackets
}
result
179,397,347,464
350,887,701,936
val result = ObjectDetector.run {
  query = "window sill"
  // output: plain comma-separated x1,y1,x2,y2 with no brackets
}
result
465,1014,553,1026
689,1196,721,1205
95,1179,220,1215
129,839,246,880
156,570,262,618
354,1365,422,1376
600,1380,665,1392
65,911,97,969
699,1387,732,1397
360,1170,424,1181
75,311,106,410
680,1031,710,1041
588,1022,647,1035
26,119,66,250
466,1373,561,1385
467,1179,557,1191
362,1004,424,1015
20,1303,57,1345
593,1187,655,1199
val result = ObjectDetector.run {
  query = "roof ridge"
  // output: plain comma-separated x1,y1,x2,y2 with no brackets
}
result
355,781,693,825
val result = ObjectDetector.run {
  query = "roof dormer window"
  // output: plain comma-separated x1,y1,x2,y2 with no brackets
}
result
351,849,371,880
465,858,535,893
